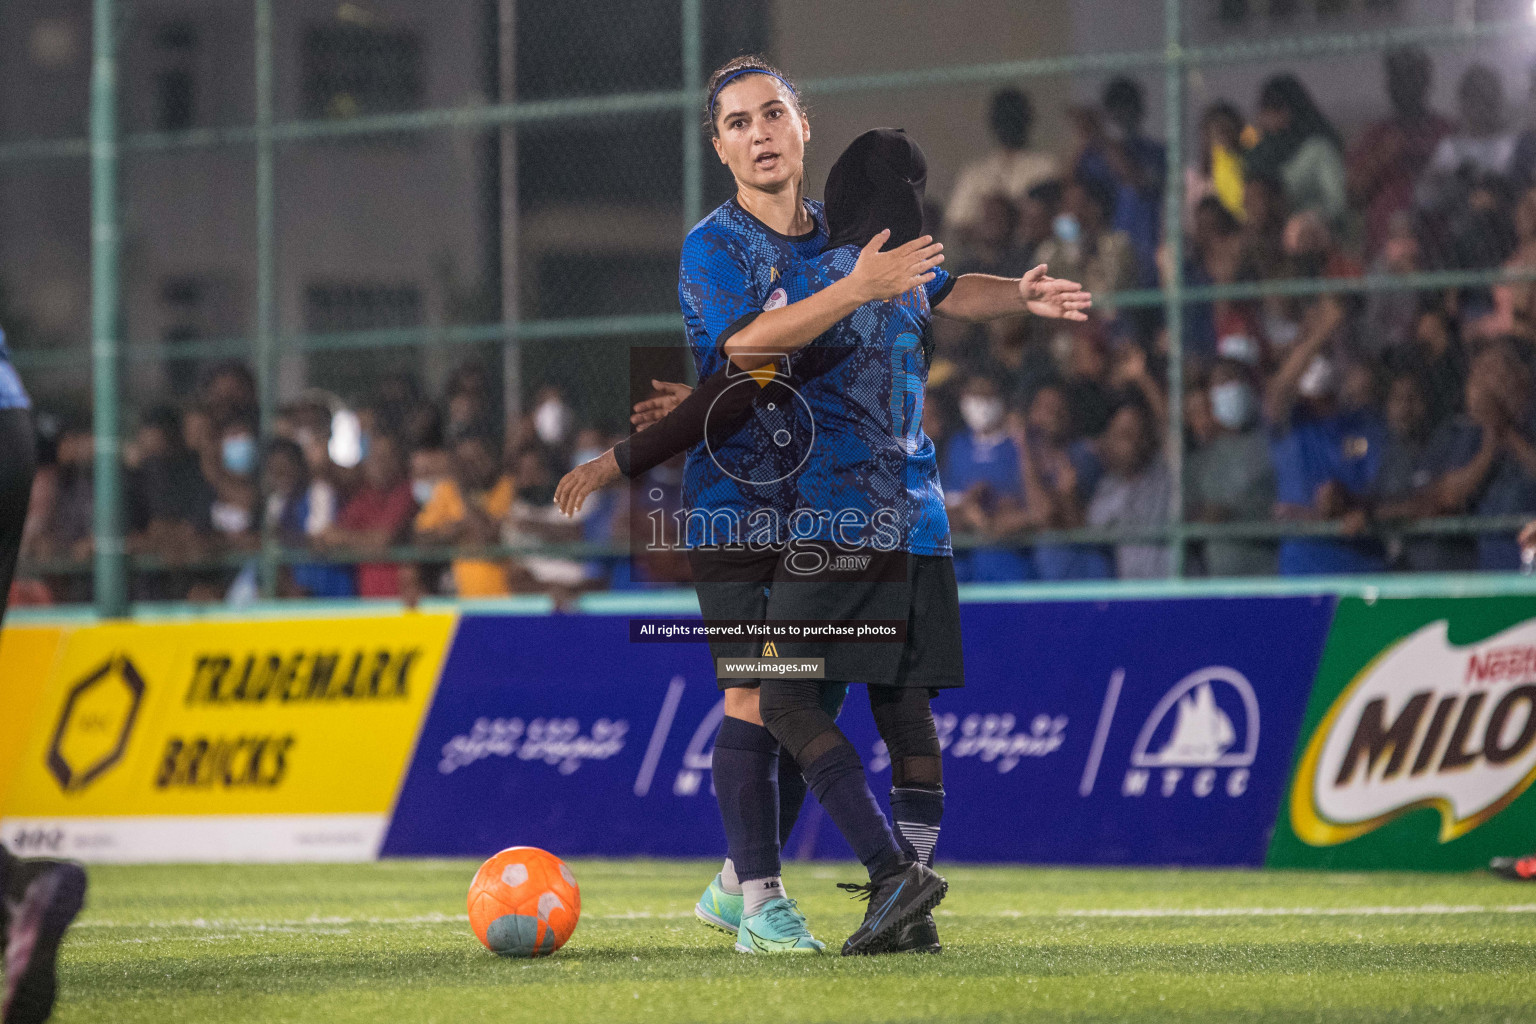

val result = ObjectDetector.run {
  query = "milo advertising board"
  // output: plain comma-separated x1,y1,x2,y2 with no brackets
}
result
1269,596,1536,869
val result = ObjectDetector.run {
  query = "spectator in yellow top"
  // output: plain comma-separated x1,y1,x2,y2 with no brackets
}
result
413,432,514,597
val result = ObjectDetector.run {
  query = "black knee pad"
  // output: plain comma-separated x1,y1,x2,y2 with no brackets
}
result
759,679,843,766
869,686,942,788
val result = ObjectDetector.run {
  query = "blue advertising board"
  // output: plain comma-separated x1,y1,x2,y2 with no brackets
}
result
382,596,1336,866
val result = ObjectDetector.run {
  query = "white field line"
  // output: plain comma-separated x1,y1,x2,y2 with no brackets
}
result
69,903,1536,938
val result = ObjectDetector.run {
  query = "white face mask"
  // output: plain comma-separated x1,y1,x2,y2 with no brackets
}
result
1210,381,1256,430
533,399,572,445
1052,213,1082,247
411,478,437,505
960,395,1006,435
1297,355,1338,400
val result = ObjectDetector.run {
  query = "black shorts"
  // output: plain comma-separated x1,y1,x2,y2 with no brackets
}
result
688,547,776,690
765,551,963,690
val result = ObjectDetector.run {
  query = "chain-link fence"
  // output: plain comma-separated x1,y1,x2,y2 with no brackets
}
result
5,0,1536,611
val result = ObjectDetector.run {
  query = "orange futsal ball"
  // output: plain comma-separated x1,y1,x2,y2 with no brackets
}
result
467,846,581,957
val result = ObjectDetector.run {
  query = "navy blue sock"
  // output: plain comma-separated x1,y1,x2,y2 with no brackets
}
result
776,752,808,848
801,739,905,880
712,716,781,882
890,786,944,866
775,686,846,849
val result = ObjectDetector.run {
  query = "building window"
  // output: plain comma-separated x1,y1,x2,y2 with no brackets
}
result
305,282,423,334
301,21,424,120
154,20,198,131
1215,0,1400,23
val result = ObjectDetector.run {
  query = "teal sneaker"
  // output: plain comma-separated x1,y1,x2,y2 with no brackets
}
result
694,874,742,934
735,897,825,954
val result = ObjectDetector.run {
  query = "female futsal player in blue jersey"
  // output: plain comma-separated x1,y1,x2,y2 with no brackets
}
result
653,56,949,957
562,61,1086,956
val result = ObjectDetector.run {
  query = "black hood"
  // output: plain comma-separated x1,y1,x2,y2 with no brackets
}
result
824,128,927,251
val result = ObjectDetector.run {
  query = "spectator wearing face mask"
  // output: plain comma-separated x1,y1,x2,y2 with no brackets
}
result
203,417,259,544
1265,297,1388,575
1086,400,1172,579
1033,174,1139,317
1188,361,1277,576
941,376,1033,581
945,88,1060,244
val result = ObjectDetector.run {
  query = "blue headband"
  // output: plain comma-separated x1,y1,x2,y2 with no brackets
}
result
709,68,798,118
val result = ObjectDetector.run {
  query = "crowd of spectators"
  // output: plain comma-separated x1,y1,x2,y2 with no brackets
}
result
16,361,649,604
931,47,1536,581
14,46,1536,603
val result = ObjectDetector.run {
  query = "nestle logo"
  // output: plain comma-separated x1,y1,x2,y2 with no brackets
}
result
1465,646,1536,686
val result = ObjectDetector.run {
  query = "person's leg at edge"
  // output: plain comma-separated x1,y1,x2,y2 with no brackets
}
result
870,686,945,869
713,687,788,917
759,678,906,880
760,678,947,955
0,406,88,1024
774,683,848,858
870,684,946,954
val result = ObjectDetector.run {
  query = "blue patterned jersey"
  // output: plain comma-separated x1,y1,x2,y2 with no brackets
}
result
0,327,29,411
676,198,827,547
787,249,954,556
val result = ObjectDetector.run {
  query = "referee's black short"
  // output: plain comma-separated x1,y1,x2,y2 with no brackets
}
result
765,549,964,690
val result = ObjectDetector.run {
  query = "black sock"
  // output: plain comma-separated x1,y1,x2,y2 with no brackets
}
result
801,740,905,881
776,750,808,847
891,786,944,867
712,717,781,882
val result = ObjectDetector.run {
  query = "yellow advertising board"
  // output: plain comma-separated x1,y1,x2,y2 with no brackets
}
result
0,612,456,862
0,625,70,814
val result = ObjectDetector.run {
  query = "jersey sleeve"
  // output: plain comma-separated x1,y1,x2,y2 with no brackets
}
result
924,266,956,309
678,226,761,374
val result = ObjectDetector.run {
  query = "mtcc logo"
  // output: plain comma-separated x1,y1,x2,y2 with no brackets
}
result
47,653,146,792
1080,667,1259,800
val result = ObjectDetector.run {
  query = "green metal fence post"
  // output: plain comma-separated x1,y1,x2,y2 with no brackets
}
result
90,0,127,617
681,0,703,230
1163,0,1186,578
255,0,278,598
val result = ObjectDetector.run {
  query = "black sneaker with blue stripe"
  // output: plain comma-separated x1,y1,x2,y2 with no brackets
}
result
837,860,947,956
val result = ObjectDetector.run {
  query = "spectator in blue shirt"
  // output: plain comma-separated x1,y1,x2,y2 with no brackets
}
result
1366,369,1477,571
1264,297,1388,574
1011,381,1107,580
1409,341,1536,570
942,375,1032,581
1072,77,1165,285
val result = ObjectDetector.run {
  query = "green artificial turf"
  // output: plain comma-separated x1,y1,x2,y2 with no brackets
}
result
53,859,1536,1023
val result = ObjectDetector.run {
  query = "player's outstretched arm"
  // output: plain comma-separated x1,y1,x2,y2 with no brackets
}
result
722,230,943,370
934,264,1092,323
